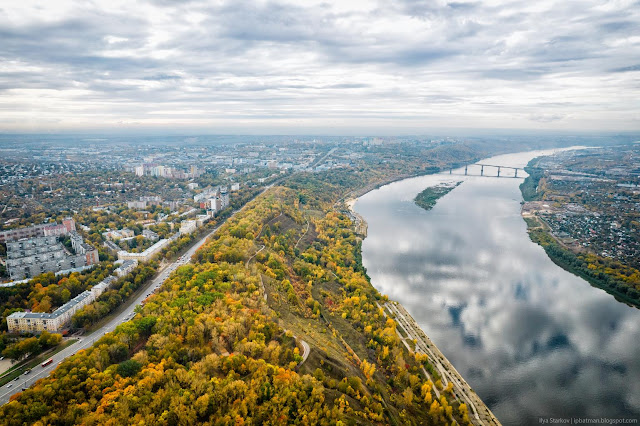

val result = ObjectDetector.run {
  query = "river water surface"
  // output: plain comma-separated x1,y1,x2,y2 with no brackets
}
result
354,150,640,425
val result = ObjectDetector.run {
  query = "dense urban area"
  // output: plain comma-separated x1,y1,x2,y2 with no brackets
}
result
521,144,640,306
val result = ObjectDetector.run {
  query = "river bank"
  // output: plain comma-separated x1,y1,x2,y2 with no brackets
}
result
342,169,460,237
521,212,640,309
346,183,499,426
519,156,640,309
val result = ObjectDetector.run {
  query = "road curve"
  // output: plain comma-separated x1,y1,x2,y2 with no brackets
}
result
299,339,310,365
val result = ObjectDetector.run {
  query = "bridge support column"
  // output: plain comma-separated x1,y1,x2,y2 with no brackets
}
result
497,167,501,177
450,168,452,174
465,165,468,175
480,165,484,176
514,168,518,178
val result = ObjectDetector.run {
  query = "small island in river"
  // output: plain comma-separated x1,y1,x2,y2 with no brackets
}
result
415,181,463,211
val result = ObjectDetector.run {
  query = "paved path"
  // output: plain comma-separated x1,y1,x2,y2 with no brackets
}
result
0,360,14,377
245,245,265,269
299,338,310,365
294,219,310,249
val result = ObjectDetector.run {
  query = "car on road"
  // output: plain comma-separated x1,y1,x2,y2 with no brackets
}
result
14,377,19,381
24,369,31,375
7,383,12,388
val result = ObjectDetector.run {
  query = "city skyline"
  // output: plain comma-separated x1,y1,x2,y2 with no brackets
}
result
0,0,639,133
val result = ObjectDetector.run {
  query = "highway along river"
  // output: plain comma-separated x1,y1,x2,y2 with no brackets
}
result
354,149,640,425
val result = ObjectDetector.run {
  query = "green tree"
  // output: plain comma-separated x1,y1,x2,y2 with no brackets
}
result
116,359,142,378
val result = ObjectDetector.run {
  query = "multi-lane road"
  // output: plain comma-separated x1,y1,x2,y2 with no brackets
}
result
0,188,270,406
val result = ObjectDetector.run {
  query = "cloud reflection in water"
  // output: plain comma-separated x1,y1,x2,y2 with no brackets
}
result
355,151,640,424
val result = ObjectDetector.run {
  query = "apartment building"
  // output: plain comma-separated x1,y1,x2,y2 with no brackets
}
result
6,233,98,280
117,238,170,262
0,218,75,243
7,276,116,333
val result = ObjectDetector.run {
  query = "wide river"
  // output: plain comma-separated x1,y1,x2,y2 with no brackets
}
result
354,150,640,425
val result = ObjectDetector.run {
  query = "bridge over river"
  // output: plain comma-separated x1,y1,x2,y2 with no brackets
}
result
449,163,524,178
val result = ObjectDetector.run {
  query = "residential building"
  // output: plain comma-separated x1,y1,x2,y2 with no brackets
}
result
194,186,219,203
220,188,229,208
200,187,230,214
114,259,138,277
5,234,98,280
90,276,117,298
127,200,147,209
0,218,75,243
117,238,170,262
103,228,135,240
70,232,100,265
196,215,210,227
163,200,180,211
142,229,159,241
140,196,162,204
7,276,115,334
179,220,197,235
103,240,120,252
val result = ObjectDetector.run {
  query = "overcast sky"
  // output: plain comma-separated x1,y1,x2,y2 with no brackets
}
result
0,0,638,134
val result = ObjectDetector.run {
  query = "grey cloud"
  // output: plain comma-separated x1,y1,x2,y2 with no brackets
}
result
611,64,640,73
0,0,637,131
599,20,639,32
480,67,553,81
141,74,183,81
447,2,478,10
530,114,566,123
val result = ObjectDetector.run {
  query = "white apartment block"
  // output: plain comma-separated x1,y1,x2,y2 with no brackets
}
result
114,259,138,277
179,220,197,235
117,238,170,262
7,276,117,334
